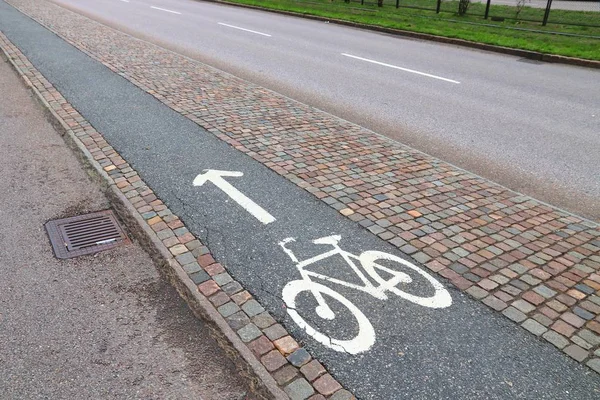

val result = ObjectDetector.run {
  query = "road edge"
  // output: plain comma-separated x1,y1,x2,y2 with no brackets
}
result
1,32,356,400
197,0,600,69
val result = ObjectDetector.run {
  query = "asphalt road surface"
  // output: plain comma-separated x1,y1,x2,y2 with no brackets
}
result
2,3,600,398
45,0,600,222
0,55,250,399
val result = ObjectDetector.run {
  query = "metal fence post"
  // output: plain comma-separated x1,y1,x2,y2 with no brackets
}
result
542,0,553,26
484,0,491,19
396,0,400,8
436,0,441,13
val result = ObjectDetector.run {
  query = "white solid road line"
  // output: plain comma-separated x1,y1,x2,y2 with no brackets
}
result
218,22,272,37
341,53,460,84
150,6,181,14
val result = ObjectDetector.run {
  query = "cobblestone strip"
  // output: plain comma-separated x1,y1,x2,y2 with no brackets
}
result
0,32,356,400
5,0,600,373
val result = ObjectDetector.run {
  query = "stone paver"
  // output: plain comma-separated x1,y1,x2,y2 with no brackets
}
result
274,336,300,356
543,331,570,349
3,0,600,386
242,299,266,317
248,335,275,357
287,348,312,367
274,365,299,386
564,344,589,362
238,323,263,343
330,389,354,400
313,374,343,396
522,319,548,336
502,306,527,323
262,349,289,372
285,378,315,400
217,302,241,318
300,360,326,382
587,358,600,374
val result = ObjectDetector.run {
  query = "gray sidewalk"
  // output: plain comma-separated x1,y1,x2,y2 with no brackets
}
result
0,56,250,399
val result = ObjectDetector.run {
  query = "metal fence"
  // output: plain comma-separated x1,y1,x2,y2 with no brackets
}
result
546,0,600,26
341,0,600,27
471,0,599,26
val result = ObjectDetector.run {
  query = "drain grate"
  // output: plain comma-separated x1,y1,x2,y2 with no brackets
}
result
45,210,130,259
516,57,545,65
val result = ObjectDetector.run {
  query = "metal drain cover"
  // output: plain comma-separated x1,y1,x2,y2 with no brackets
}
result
516,57,545,65
45,210,130,259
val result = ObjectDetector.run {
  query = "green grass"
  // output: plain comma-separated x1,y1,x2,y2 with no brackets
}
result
217,0,600,60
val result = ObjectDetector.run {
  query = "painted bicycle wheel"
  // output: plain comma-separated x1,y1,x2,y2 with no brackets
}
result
359,251,452,309
282,280,375,355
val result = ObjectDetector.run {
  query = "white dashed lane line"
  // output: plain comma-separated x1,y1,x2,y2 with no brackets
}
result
341,53,461,84
150,6,182,14
218,22,272,37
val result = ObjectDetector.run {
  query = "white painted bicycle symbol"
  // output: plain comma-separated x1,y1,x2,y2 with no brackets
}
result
280,235,452,354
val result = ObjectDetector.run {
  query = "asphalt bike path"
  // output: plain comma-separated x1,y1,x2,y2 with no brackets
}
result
2,3,599,398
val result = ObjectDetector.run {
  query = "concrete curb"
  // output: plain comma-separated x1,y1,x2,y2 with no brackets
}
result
199,0,600,69
1,35,286,400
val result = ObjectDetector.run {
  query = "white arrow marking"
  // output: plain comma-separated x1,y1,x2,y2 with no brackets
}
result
193,170,276,225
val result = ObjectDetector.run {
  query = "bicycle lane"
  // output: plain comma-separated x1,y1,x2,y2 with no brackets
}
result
2,3,600,399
